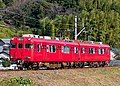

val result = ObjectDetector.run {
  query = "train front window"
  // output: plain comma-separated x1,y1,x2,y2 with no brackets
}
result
25,44,33,49
18,43,23,48
11,43,16,48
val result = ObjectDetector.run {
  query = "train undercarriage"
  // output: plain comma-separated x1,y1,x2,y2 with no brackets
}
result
16,60,108,70
0,53,108,70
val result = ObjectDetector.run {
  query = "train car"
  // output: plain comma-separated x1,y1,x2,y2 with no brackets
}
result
9,35,110,69
79,41,110,67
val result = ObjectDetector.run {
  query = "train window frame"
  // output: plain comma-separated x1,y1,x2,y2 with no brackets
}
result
37,44,41,52
25,44,33,49
81,48,85,54
62,46,70,54
74,47,78,54
11,43,16,48
48,45,56,53
18,43,23,48
98,48,105,54
89,48,95,54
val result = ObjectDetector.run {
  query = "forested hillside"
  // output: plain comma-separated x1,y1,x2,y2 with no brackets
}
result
0,0,120,48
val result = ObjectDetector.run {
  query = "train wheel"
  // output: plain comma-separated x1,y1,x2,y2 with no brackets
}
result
98,62,103,67
73,62,76,68
73,62,78,68
31,63,39,70
78,62,84,68
93,62,98,68
90,62,98,68
101,62,106,67
17,60,24,70
89,62,93,68
68,62,72,68
60,62,64,69
23,62,32,70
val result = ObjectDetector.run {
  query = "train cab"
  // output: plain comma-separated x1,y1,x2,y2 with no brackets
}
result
10,37,34,62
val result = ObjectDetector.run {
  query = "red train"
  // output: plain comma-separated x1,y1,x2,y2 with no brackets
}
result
9,35,110,69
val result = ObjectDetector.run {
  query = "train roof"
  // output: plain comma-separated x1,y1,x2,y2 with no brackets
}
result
79,42,110,47
11,36,110,48
30,37,109,47
32,37,79,46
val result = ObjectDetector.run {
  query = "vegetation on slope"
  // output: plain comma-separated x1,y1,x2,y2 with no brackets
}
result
0,67,120,86
0,0,120,48
0,77,32,86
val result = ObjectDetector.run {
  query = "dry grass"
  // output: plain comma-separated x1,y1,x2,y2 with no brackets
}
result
0,67,120,86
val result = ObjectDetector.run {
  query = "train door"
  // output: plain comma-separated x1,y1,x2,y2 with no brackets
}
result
24,43,34,61
33,42,47,62
87,47,96,61
46,44,57,62
33,43,42,62
17,43,24,60
98,47,106,61
72,46,79,61
80,46,87,62
41,44,47,62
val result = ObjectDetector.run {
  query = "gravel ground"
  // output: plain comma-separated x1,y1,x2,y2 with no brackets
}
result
0,67,120,86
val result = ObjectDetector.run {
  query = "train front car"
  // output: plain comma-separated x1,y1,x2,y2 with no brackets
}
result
79,41,110,67
10,37,34,69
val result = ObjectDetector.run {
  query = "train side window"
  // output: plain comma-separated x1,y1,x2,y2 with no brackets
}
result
62,46,70,53
37,44,40,52
49,45,56,53
81,48,85,53
98,48,105,54
74,47,78,53
46,45,49,52
89,48,95,54
11,43,16,48
18,43,23,48
25,44,33,49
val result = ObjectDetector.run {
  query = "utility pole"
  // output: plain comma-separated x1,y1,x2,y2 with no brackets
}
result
74,16,86,40
75,16,77,40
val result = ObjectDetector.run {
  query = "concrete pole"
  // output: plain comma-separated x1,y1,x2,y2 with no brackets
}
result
75,16,77,40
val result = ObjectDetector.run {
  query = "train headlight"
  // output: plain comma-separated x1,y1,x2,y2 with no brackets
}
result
10,56,13,58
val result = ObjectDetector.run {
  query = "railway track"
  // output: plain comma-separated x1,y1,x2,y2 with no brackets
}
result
0,60,119,71
0,64,119,71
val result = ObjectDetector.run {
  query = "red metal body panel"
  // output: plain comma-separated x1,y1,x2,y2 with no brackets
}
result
9,37,110,63
32,39,79,62
79,43,110,62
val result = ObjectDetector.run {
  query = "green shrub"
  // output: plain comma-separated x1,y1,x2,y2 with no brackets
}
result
0,77,32,86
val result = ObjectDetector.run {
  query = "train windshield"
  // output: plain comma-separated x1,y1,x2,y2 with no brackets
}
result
11,43,16,48
25,44,33,49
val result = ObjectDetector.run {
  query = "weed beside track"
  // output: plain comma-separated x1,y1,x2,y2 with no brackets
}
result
0,66,120,86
